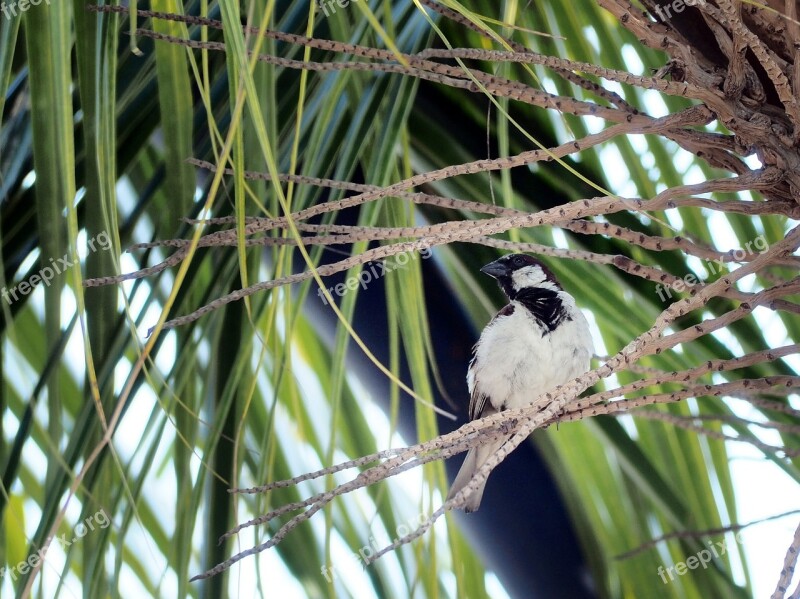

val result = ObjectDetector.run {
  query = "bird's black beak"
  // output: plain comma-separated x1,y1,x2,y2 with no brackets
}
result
480,259,509,279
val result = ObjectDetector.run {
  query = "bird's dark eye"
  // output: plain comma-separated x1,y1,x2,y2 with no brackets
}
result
513,256,525,266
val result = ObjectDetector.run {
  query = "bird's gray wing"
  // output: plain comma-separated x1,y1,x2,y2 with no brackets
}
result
468,387,489,422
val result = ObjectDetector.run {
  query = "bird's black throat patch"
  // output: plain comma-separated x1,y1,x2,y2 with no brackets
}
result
512,287,571,332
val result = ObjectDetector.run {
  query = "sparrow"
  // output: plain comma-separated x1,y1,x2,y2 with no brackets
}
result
447,254,593,512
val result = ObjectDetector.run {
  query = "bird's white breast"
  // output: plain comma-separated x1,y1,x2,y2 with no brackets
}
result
468,295,593,411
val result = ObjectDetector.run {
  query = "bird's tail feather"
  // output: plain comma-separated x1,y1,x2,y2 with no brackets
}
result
446,437,505,512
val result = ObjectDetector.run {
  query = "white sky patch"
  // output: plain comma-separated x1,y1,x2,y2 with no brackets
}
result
733,271,759,294
551,226,570,249
603,78,625,100
628,131,650,156
709,326,745,356
615,412,639,440
665,210,696,232
20,169,36,191
683,253,704,277
638,89,670,118
582,113,606,136
706,210,740,247
683,164,707,186
582,26,601,54
621,44,645,75
672,144,696,174
16,247,39,277
116,176,137,220
597,145,638,196
744,154,764,169
641,148,656,172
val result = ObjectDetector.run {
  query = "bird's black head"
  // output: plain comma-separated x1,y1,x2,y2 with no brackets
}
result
480,254,561,299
